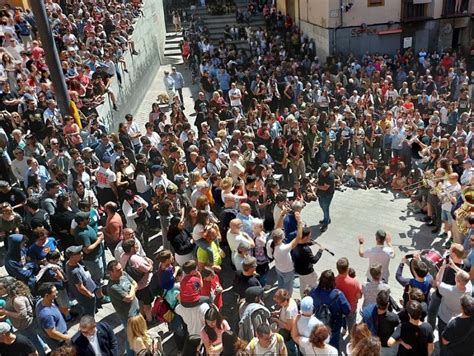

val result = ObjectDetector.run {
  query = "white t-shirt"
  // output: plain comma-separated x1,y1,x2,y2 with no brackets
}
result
229,87,242,107
279,299,298,323
363,245,395,281
96,167,116,189
296,314,323,338
274,243,294,273
175,302,210,335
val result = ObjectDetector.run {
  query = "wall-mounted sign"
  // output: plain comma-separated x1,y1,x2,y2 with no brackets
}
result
351,28,378,36
403,37,413,48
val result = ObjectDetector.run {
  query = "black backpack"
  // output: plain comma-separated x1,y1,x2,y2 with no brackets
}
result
315,290,341,326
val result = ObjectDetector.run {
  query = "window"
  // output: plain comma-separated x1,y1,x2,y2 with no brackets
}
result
401,0,429,20
368,0,384,6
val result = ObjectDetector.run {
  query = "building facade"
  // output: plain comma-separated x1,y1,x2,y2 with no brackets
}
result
277,0,473,60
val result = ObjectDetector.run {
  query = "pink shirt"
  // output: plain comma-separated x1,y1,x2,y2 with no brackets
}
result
119,254,153,290
200,320,230,346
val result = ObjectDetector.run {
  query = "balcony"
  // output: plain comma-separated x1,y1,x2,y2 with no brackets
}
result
442,0,470,17
401,0,432,21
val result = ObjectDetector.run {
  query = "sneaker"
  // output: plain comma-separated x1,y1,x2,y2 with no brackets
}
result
320,224,328,233
100,295,111,304
438,232,448,239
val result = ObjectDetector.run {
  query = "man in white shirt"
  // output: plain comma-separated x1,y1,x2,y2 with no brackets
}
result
163,70,176,104
460,159,474,186
11,147,29,187
175,302,210,335
125,114,142,154
229,82,242,109
358,230,395,282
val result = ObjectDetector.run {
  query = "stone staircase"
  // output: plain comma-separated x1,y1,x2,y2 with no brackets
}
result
163,0,265,62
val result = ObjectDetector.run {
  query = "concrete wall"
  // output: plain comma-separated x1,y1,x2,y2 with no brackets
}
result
300,20,331,60
96,0,166,132
339,0,401,27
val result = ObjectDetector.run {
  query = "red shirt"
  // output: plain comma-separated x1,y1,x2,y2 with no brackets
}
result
335,274,362,312
180,273,202,304
201,274,223,310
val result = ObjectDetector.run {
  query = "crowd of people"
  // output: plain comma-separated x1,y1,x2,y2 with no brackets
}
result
0,0,472,355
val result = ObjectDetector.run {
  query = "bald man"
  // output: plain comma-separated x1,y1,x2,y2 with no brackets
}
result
236,203,255,239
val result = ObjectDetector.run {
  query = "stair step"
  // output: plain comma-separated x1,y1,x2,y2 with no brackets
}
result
164,48,182,56
165,37,184,44
165,32,183,39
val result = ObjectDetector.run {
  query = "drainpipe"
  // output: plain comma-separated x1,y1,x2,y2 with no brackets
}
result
333,0,343,55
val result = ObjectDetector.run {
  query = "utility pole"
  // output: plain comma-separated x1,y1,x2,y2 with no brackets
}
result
28,0,70,115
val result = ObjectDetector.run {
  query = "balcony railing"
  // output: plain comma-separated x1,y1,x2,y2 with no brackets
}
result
442,0,470,16
401,0,431,21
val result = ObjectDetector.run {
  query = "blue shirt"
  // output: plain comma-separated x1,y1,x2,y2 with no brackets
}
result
217,71,231,91
36,300,67,335
27,237,57,262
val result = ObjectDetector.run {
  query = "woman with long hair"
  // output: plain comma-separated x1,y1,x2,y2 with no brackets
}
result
346,323,372,354
200,306,230,356
351,335,381,356
167,215,194,266
127,314,156,354
309,270,351,351
294,324,338,355
3,280,47,354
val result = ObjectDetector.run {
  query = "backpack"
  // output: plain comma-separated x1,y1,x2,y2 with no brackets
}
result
247,333,284,355
265,238,275,263
151,295,174,324
125,256,145,282
315,290,341,326
239,305,272,342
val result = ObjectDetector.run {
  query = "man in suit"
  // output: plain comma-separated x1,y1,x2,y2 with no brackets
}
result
72,315,118,356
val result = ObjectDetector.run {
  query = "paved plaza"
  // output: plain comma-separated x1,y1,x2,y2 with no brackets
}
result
0,63,439,354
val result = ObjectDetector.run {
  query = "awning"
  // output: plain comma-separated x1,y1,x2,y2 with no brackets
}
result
378,29,403,35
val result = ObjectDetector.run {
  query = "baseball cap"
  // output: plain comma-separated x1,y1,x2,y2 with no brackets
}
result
82,147,94,154
320,163,330,171
244,286,264,303
300,296,314,314
463,158,473,165
0,322,11,334
150,165,163,173
66,245,83,257
101,155,111,163
75,211,90,222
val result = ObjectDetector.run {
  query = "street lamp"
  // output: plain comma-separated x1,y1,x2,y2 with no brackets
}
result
28,0,70,116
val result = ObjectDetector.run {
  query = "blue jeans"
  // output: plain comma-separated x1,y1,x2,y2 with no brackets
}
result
318,194,333,225
122,320,134,356
276,269,294,296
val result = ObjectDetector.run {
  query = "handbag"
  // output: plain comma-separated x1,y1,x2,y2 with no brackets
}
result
151,292,175,324
136,336,164,356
